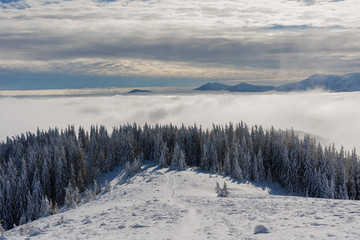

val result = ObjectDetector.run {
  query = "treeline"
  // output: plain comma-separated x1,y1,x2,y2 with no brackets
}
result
1,122,360,230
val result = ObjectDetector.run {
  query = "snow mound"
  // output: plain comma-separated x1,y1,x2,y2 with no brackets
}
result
253,224,270,234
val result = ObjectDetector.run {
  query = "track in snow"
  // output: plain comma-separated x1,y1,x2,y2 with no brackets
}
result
165,172,206,240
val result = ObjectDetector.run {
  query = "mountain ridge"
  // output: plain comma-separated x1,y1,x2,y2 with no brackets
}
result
195,73,360,92
128,89,152,94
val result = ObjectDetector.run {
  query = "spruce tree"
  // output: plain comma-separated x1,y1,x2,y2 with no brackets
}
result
348,149,358,200
335,147,349,199
232,160,243,181
171,143,186,170
257,149,265,182
222,182,229,197
159,144,169,168
40,196,51,217
224,152,231,176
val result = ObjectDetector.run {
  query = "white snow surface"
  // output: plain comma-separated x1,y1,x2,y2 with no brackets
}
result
4,162,360,240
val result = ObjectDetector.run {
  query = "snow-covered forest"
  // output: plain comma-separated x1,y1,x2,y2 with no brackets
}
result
1,122,359,230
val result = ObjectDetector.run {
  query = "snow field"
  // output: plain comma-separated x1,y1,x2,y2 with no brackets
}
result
4,162,360,240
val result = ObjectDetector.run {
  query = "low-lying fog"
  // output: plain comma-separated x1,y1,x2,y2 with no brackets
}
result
0,91,359,151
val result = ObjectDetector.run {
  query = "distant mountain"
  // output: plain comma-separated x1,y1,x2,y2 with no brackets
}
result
128,89,152,93
229,83,275,92
194,82,274,92
277,73,360,92
195,73,360,92
194,82,231,91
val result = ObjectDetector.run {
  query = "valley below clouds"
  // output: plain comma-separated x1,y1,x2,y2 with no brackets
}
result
0,91,359,151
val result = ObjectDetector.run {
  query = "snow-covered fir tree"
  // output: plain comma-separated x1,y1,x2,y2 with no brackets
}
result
215,181,229,197
159,144,169,168
171,142,186,170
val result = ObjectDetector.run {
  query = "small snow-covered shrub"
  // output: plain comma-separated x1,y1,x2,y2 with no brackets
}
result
222,182,229,197
83,189,94,203
94,180,101,196
126,158,142,176
105,180,112,193
65,183,81,208
57,216,67,225
19,224,39,236
215,181,229,197
50,200,59,215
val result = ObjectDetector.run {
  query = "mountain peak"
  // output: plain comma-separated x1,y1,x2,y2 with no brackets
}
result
195,82,275,92
128,89,152,94
194,82,231,91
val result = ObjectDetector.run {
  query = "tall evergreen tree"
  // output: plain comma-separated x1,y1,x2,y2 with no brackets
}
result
347,149,358,200
159,143,169,168
256,148,266,182
224,152,231,176
335,147,349,199
230,139,239,175
171,142,186,170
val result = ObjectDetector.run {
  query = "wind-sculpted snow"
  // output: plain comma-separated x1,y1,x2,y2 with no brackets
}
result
4,163,360,239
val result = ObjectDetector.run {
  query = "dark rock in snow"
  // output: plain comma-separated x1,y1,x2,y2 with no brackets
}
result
253,225,270,234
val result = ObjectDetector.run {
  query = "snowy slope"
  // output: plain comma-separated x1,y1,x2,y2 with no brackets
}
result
4,162,360,240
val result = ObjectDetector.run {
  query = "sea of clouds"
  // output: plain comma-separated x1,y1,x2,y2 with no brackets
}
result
0,91,359,151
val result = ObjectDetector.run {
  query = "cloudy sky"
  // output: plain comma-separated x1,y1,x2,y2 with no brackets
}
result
1,0,360,89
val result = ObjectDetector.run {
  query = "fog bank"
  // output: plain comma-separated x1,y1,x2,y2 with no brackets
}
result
0,92,359,151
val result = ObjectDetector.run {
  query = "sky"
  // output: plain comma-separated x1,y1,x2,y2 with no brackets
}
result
1,0,360,89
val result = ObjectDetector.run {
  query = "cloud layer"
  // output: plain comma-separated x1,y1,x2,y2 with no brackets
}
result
0,91,359,151
1,0,360,86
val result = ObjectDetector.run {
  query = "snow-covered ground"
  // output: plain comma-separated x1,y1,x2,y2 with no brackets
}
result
4,162,360,240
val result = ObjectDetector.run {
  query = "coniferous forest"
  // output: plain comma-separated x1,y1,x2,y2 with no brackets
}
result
1,122,360,230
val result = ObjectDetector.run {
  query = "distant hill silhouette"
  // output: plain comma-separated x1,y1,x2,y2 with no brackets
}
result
128,89,152,93
195,73,360,92
194,82,231,91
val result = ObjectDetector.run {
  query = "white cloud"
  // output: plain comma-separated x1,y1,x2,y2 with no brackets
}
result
0,91,359,151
